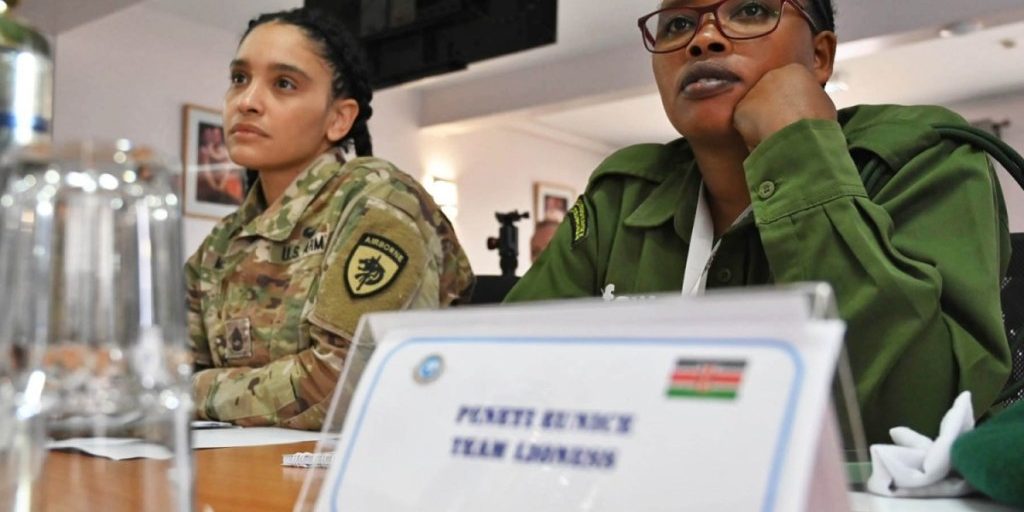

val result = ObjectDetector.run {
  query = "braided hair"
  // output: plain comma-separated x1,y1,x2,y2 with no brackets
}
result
241,8,374,156
805,0,836,34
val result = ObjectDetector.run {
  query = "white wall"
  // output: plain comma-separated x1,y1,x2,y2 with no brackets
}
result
368,87,424,179
48,4,601,274
58,4,1024,275
51,3,236,257
422,127,601,275
945,89,1024,232
369,87,604,275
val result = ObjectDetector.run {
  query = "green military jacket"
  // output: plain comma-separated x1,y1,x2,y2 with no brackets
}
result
507,104,1012,444
187,152,474,430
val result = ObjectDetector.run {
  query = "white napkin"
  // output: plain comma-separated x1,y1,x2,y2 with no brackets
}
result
866,391,975,498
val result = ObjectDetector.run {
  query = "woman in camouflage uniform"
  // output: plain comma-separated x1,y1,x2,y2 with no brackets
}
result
187,8,474,430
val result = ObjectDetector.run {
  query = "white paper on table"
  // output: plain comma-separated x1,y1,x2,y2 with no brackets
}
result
47,437,173,460
47,427,336,460
192,427,334,449
191,420,235,429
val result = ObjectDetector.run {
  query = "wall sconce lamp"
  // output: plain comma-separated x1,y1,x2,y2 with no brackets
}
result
426,176,458,219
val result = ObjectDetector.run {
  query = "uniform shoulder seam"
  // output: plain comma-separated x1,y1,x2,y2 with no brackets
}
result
589,139,689,186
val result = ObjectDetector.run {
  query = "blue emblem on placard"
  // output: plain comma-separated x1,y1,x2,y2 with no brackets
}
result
414,354,444,384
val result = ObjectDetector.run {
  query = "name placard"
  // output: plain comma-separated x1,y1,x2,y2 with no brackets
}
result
308,290,849,512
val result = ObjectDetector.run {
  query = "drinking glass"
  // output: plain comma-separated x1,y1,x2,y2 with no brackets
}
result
0,141,193,511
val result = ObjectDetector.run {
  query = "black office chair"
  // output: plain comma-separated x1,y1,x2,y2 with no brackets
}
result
998,233,1024,405
467,275,520,304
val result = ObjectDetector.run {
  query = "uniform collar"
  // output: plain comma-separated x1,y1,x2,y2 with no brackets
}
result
237,151,342,241
621,140,703,243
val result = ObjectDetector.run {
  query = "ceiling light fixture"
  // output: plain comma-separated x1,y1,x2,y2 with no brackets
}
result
939,19,985,38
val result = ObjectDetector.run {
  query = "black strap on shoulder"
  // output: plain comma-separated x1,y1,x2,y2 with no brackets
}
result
933,125,1024,405
854,124,1024,405
933,124,1024,190
858,124,1024,197
858,157,893,198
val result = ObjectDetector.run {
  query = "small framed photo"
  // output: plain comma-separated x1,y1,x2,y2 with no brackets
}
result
182,104,247,219
533,182,576,224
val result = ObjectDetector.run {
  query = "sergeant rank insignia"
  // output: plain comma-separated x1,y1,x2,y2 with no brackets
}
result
345,233,408,298
223,317,253,360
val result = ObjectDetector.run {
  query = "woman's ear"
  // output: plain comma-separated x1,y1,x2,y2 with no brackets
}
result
811,31,838,86
326,98,360,143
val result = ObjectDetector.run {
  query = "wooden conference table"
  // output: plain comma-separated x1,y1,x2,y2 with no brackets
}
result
36,442,1019,512
37,441,317,512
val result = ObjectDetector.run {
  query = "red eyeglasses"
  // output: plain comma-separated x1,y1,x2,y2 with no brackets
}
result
638,0,819,54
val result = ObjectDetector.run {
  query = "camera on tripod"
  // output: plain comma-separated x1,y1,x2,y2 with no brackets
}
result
486,210,529,278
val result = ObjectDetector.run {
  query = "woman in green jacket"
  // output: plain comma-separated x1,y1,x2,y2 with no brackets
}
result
506,0,1011,445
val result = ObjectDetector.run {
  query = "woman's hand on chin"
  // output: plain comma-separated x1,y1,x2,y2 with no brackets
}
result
732,63,837,151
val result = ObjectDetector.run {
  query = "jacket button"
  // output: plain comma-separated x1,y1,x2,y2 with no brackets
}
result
757,181,776,199
716,268,733,283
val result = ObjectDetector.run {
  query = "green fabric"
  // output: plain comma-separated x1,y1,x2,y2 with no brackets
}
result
952,399,1024,507
506,104,1012,445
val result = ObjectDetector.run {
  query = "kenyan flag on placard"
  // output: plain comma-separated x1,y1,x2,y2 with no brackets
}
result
667,359,746,400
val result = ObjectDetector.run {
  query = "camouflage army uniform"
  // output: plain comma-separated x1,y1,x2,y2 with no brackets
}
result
186,152,474,430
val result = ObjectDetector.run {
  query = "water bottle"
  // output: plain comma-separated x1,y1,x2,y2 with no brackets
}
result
0,0,53,166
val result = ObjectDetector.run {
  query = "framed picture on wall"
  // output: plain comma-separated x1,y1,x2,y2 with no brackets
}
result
533,182,576,224
182,104,247,219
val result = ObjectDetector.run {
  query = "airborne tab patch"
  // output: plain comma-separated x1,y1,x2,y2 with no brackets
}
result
568,195,589,247
345,233,408,298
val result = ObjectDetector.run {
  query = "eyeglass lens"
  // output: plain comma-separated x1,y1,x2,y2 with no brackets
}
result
645,0,785,52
